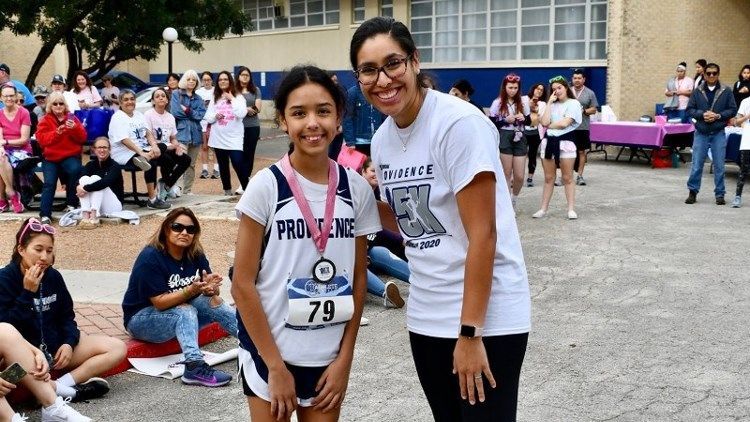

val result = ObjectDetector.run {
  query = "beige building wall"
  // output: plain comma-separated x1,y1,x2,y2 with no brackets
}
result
607,0,750,121
0,30,68,87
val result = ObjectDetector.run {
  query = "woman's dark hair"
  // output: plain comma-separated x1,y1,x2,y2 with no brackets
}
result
200,71,213,80
11,218,55,264
150,87,169,104
549,77,575,101
236,66,257,94
738,65,750,81
451,79,474,97
422,71,439,90
147,207,204,260
72,70,94,93
678,61,687,68
274,65,346,127
349,16,429,88
213,70,238,102
166,73,180,83
526,83,547,100
361,157,372,174
499,76,523,117
695,59,708,80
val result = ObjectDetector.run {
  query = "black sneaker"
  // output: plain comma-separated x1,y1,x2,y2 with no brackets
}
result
71,377,110,402
716,196,726,205
685,190,697,204
147,198,171,209
199,169,210,179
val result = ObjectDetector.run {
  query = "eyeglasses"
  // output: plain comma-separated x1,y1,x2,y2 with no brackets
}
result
1,95,16,99
504,74,520,82
170,222,198,235
549,75,567,84
19,218,56,242
705,71,719,76
354,56,411,85
51,102,65,106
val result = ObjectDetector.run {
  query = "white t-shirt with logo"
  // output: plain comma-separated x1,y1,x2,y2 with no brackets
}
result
205,95,247,150
371,89,531,339
143,108,177,144
108,109,151,165
546,98,583,137
195,87,213,132
737,97,750,151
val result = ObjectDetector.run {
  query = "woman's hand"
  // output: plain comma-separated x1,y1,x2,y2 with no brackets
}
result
23,263,45,293
30,346,50,380
740,86,749,94
452,337,496,405
0,377,15,398
76,185,87,198
65,119,75,129
268,365,297,421
503,115,515,124
215,112,225,121
53,344,73,370
548,93,558,103
311,354,352,412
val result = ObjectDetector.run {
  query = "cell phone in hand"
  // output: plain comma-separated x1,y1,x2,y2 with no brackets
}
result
0,363,27,384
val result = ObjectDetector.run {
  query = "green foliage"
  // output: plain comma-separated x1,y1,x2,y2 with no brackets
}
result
0,0,251,85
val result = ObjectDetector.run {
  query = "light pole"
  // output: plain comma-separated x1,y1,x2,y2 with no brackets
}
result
162,27,178,75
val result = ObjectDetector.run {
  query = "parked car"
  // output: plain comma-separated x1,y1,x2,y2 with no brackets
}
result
135,86,160,114
90,70,157,93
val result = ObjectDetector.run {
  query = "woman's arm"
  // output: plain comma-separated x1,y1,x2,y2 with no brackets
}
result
548,116,574,130
232,95,248,119
204,99,218,124
149,281,202,311
231,215,297,419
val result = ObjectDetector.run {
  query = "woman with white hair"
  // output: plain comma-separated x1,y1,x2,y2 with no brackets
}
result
171,69,206,195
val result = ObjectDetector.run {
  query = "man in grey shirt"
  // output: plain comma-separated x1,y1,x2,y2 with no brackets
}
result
572,69,599,186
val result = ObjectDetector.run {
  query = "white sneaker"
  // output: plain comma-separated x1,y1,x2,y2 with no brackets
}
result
383,281,405,308
235,187,245,195
11,414,28,422
567,209,578,220
41,396,91,422
359,316,370,326
169,185,182,198
532,209,546,218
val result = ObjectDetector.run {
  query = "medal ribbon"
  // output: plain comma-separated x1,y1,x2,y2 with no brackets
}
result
280,154,338,255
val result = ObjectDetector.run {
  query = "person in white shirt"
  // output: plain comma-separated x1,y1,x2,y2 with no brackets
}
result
205,71,247,196
350,17,531,422
70,71,102,109
100,75,120,110
49,75,79,112
732,97,750,207
195,71,220,179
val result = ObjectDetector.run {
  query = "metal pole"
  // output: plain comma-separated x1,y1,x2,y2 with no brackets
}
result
168,42,173,75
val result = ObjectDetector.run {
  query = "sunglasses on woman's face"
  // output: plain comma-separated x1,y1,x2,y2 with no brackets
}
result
170,222,198,235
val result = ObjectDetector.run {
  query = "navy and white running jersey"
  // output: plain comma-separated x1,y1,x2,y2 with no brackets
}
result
235,160,380,367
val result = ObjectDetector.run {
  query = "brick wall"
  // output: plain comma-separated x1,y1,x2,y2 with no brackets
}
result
607,0,750,120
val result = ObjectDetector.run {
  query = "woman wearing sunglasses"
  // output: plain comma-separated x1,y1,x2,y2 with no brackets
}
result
489,74,530,213
350,17,530,422
0,83,31,214
35,91,87,225
534,76,582,220
0,218,127,404
122,207,238,387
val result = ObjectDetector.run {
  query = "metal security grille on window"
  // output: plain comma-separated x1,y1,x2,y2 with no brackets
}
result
241,0,340,31
410,0,607,64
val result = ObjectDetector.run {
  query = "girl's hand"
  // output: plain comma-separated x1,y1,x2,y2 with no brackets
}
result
515,113,525,121
0,377,15,397
23,263,44,293
503,115,515,124
268,366,297,421
549,93,558,103
740,86,749,94
452,337,496,405
53,344,73,370
215,113,225,121
30,346,50,380
311,355,352,412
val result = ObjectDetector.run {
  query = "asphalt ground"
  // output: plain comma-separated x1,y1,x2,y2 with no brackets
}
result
9,137,750,421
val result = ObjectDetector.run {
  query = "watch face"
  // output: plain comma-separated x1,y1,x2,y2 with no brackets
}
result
460,325,476,337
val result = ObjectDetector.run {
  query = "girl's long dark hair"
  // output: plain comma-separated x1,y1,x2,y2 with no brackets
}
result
213,70,238,103
236,66,257,94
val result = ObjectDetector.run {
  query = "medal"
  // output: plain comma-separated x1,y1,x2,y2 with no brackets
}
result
281,154,339,283
312,257,336,284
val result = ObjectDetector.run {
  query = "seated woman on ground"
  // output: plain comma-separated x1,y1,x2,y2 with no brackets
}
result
0,218,127,403
76,137,124,228
143,87,191,202
361,158,409,308
0,323,91,422
121,207,238,387
35,91,87,225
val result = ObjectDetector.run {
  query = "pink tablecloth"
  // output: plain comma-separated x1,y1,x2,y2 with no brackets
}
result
590,122,694,147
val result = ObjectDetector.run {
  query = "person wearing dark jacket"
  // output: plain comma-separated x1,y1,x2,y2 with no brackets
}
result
685,63,738,205
732,65,750,107
76,137,124,229
0,218,126,402
342,84,386,157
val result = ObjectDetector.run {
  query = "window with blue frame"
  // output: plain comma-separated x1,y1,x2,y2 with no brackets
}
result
411,0,607,64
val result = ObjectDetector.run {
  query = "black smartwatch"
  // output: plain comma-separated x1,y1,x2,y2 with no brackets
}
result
459,324,483,338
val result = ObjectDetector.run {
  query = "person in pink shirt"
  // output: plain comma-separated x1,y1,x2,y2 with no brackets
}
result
70,71,102,109
664,62,694,123
0,83,32,213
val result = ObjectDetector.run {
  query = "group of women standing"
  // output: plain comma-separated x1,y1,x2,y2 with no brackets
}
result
488,73,582,219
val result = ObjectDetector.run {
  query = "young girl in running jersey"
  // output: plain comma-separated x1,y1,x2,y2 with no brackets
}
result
232,65,381,422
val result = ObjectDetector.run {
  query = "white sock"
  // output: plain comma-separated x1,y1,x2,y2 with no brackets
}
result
213,164,219,171
55,382,76,398
58,373,76,387
202,164,208,171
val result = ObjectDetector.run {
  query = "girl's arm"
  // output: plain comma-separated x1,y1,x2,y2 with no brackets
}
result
232,95,248,119
231,215,297,419
311,235,368,411
452,171,498,405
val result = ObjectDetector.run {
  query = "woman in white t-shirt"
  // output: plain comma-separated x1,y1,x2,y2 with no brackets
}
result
350,17,531,422
143,88,191,201
232,65,380,421
731,97,750,208
535,76,582,220
70,71,102,109
205,71,248,196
